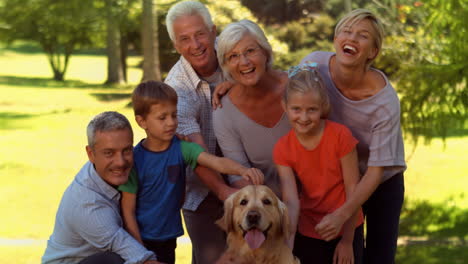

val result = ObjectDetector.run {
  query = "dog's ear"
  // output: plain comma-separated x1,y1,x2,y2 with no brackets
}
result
278,198,290,238
216,192,235,232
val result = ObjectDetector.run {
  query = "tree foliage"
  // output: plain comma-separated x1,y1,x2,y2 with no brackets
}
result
371,0,467,143
240,0,325,23
0,0,100,81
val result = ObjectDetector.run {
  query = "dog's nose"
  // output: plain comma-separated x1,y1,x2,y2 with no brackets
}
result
247,210,261,225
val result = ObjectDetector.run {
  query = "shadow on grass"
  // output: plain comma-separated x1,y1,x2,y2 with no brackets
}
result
397,244,468,264
0,42,106,56
400,196,468,243
89,93,131,102
396,197,468,263
0,112,40,130
0,110,73,130
0,75,133,90
0,42,44,54
1,41,141,57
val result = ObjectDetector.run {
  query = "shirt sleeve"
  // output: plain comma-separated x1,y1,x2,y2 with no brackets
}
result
273,136,291,167
69,199,155,263
336,123,358,159
180,141,205,169
118,168,138,194
213,107,251,184
368,95,405,167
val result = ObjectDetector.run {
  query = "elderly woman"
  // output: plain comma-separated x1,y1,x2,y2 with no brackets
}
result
213,20,290,197
302,9,406,264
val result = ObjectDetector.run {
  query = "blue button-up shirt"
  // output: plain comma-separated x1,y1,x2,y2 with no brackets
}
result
42,161,156,264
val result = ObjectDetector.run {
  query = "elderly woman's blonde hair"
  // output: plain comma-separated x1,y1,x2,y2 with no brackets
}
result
334,9,385,68
217,19,273,80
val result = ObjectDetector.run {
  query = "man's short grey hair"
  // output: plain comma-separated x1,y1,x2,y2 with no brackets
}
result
217,19,273,80
166,1,214,42
86,111,133,148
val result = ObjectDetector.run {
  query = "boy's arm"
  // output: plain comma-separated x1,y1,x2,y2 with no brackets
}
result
276,164,300,249
187,133,238,200
196,151,264,185
120,191,143,244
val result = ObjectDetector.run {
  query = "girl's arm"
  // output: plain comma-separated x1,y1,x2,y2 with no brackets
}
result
120,191,143,244
277,164,300,249
333,148,361,263
316,165,383,241
196,152,264,185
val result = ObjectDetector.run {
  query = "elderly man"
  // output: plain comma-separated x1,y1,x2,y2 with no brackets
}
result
164,1,236,263
42,111,161,264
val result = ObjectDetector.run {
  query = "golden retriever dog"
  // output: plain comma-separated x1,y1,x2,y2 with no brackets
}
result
216,185,300,264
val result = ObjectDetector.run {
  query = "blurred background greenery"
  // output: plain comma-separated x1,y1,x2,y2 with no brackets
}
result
0,0,466,263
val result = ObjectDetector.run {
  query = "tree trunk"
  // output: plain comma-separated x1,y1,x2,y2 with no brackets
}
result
141,0,161,82
105,0,124,84
120,33,128,82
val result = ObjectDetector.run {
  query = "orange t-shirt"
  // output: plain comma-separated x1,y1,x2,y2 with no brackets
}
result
273,120,364,239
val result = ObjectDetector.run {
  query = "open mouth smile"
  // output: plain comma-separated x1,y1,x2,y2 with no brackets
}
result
343,44,357,55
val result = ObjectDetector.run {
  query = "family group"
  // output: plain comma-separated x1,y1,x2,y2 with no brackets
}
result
42,1,406,264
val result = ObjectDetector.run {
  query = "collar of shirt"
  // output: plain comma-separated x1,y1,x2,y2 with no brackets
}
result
180,56,206,91
76,161,121,201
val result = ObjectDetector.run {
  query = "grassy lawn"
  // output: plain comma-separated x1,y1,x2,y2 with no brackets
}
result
1,43,467,263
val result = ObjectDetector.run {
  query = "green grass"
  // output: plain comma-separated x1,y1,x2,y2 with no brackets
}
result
1,42,467,263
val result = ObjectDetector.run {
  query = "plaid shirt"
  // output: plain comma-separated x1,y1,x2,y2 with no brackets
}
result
165,56,223,211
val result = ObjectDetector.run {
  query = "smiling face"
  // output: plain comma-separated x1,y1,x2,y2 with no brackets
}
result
172,15,218,77
217,185,289,251
224,34,268,87
334,18,378,68
283,90,324,137
136,102,178,150
86,128,134,187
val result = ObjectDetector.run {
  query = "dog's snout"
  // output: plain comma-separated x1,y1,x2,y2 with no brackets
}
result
247,210,261,225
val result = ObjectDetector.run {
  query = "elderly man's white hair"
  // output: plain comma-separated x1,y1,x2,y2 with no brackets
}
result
217,19,274,81
166,1,214,42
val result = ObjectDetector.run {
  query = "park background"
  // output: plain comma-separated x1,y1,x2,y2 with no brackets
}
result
0,0,466,263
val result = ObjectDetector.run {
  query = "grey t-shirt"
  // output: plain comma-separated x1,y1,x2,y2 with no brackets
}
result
213,95,290,197
301,51,406,182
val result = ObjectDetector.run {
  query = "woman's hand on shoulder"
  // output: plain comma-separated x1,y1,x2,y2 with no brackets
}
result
212,81,234,110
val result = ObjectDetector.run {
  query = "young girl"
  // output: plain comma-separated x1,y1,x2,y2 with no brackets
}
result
273,63,364,264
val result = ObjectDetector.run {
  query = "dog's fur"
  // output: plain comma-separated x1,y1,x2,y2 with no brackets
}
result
216,185,300,264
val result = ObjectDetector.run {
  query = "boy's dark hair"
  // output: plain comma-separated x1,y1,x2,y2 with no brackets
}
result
132,81,178,117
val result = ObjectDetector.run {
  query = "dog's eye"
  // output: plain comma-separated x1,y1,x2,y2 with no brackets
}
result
240,199,248,206
262,199,271,205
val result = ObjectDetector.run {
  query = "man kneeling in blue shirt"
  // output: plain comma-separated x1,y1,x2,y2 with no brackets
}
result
42,111,162,264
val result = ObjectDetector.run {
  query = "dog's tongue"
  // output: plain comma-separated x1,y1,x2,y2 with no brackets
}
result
244,229,265,250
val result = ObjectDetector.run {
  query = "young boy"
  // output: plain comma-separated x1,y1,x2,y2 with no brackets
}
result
118,81,264,264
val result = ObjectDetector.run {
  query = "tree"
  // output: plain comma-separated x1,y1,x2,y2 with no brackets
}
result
0,0,100,81
141,0,161,81
105,0,124,84
371,0,467,143
240,0,324,23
